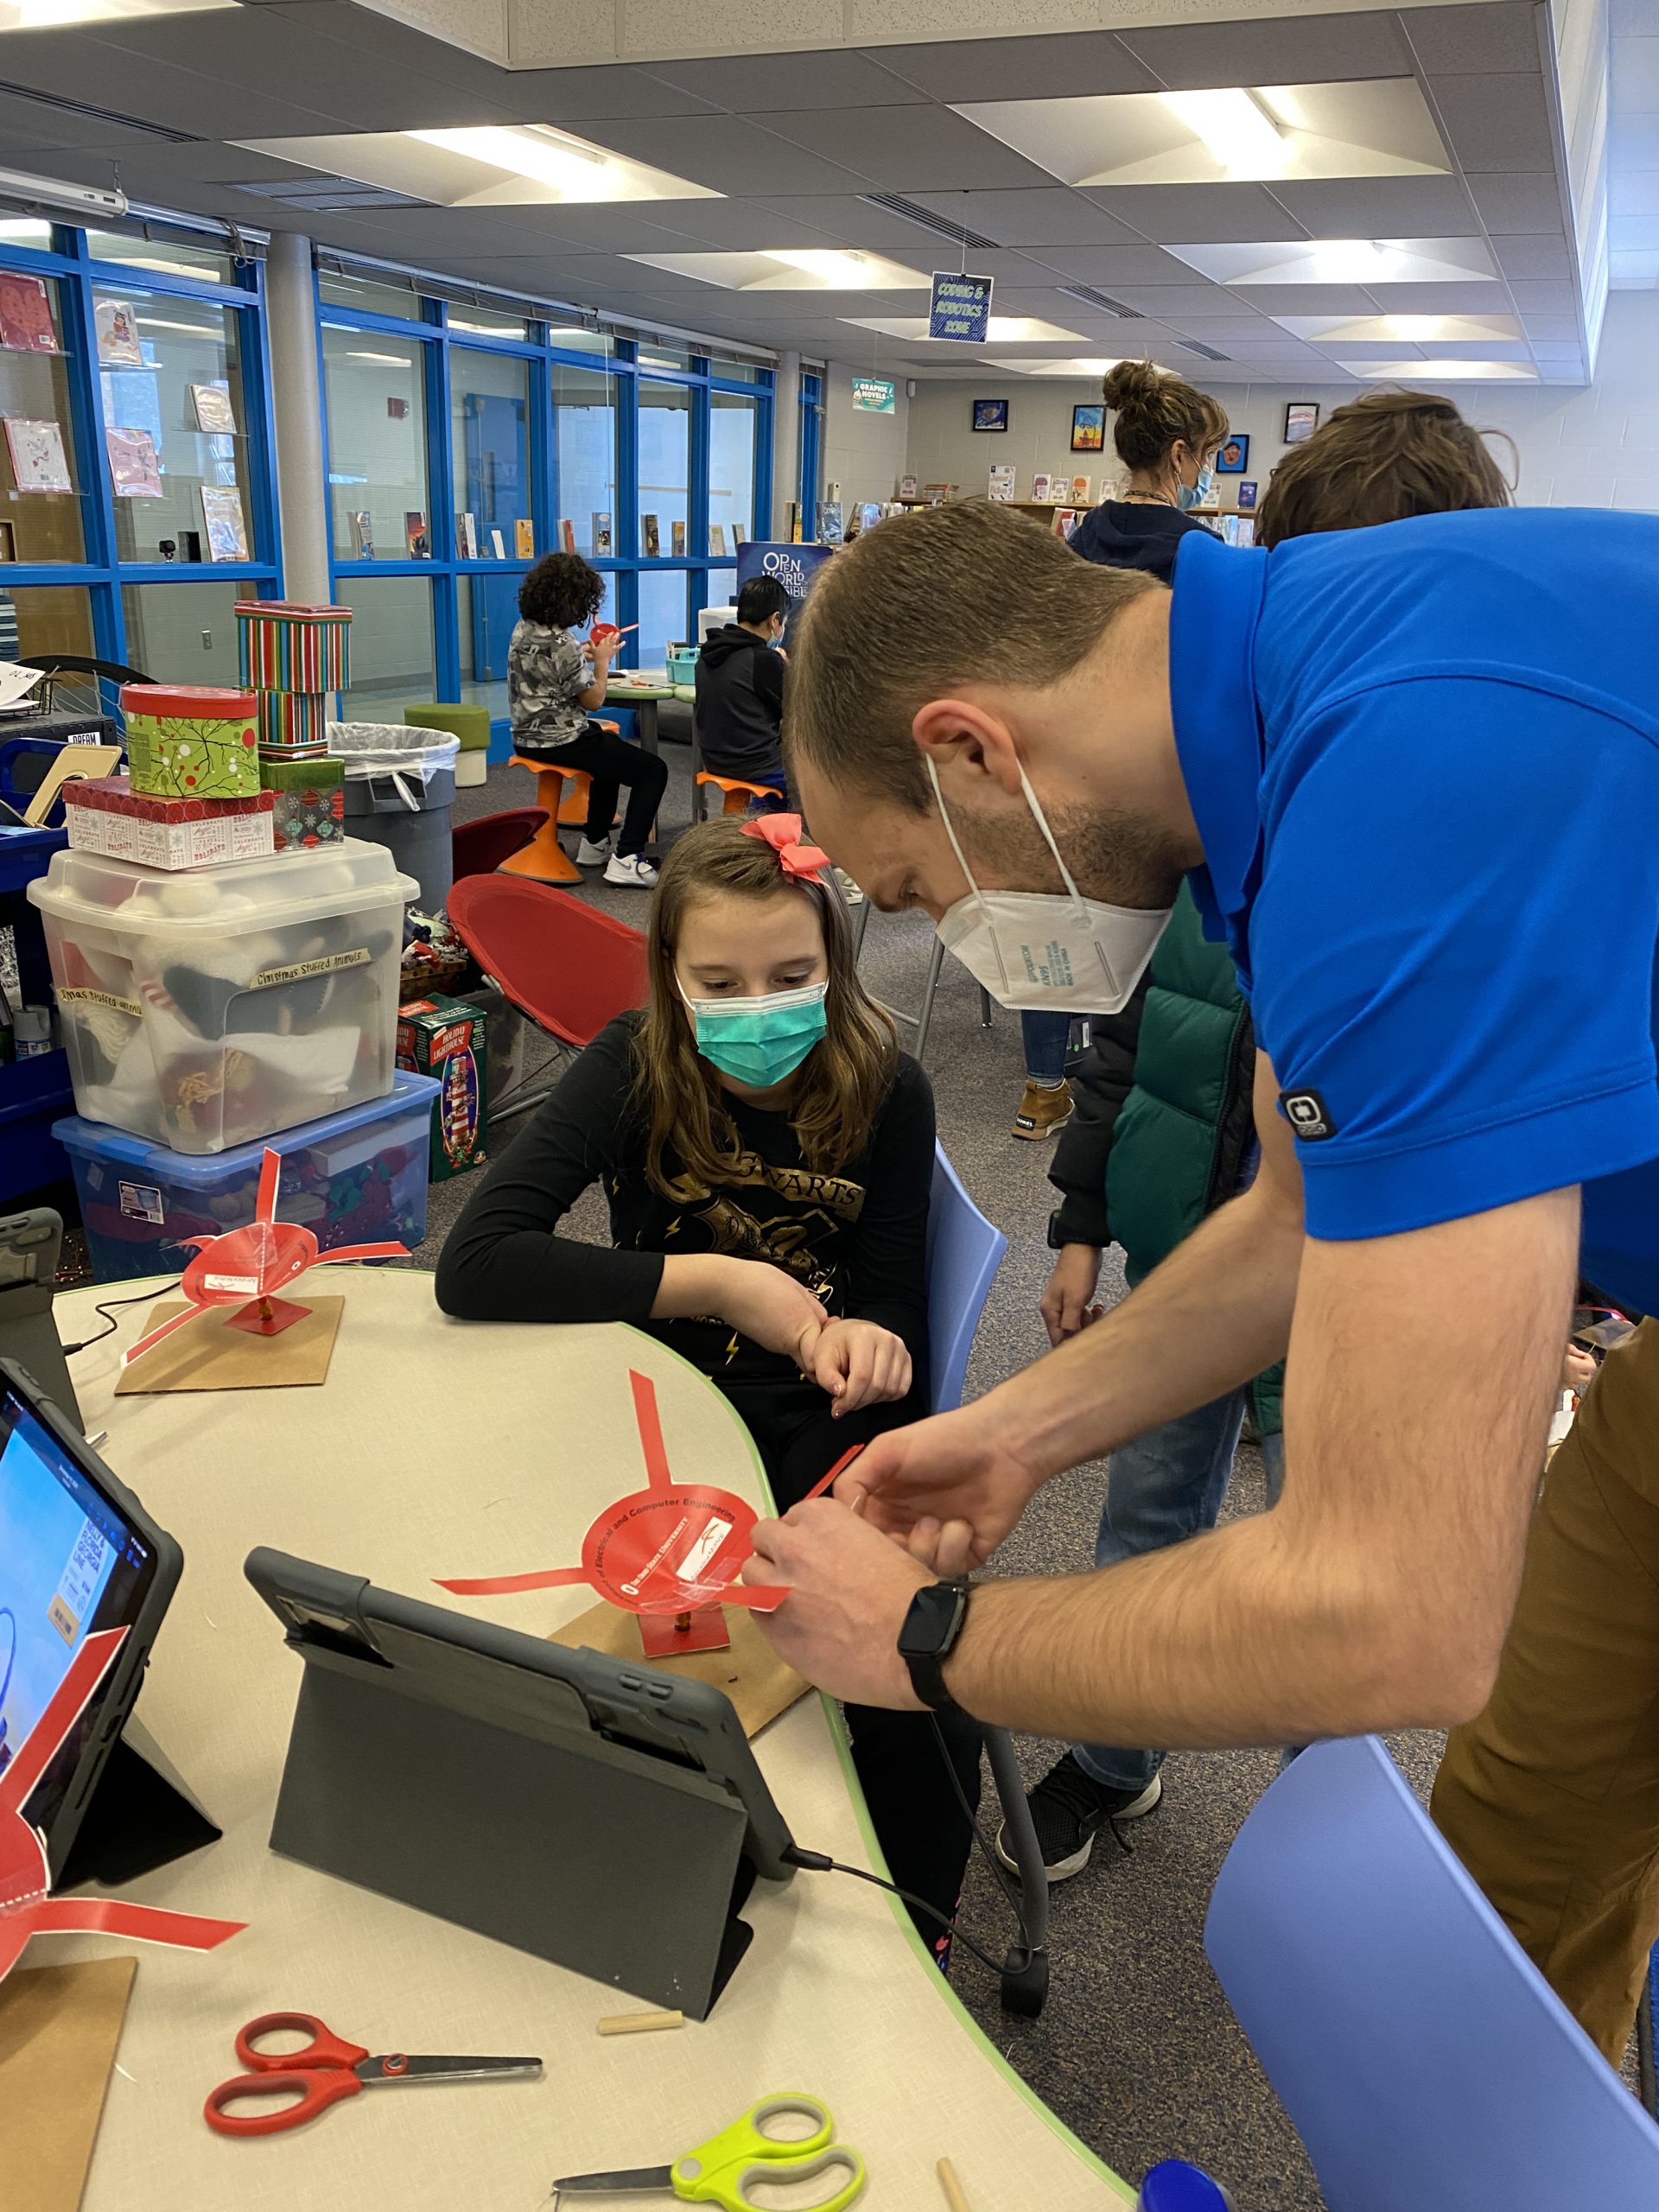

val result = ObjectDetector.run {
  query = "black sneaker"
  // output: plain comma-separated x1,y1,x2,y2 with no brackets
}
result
994,1751,1162,1883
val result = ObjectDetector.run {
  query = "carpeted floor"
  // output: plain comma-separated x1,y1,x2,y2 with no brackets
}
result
412,735,1446,2210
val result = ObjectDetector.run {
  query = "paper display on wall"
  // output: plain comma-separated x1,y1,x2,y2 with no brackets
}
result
3,417,71,493
987,464,1016,501
188,380,237,434
93,298,143,367
105,426,162,499
0,272,57,354
199,485,248,563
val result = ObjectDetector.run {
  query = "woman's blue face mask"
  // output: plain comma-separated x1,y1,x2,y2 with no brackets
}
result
1178,463,1215,512
680,979,828,1089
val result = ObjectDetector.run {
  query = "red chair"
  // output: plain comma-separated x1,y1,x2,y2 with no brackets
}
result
451,807,548,882
446,877,650,1113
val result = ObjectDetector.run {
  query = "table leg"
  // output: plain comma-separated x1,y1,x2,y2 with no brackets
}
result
636,698,658,756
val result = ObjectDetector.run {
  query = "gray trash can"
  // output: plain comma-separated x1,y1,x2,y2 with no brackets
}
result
327,721,460,915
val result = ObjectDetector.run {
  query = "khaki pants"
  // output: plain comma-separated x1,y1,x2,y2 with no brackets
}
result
1433,1319,1659,2064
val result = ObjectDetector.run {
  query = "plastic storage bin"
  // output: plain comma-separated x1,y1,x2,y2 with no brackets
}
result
328,722,459,916
54,1069,441,1283
666,645,699,684
28,838,417,1155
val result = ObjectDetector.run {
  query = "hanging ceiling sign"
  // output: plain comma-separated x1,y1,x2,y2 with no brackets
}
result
929,271,994,343
850,375,896,414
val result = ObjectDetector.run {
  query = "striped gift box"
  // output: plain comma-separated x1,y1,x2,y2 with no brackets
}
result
257,688,329,750
236,600,353,692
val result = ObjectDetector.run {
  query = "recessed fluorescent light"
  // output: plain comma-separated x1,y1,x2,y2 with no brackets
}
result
1275,313,1522,343
344,350,412,365
843,315,1084,343
1160,91,1285,179
1166,238,1497,287
0,0,227,24
626,248,927,292
1341,359,1539,381
982,355,1124,377
238,126,720,208
407,126,605,186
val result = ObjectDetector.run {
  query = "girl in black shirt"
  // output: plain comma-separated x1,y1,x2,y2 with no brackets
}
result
437,814,978,1942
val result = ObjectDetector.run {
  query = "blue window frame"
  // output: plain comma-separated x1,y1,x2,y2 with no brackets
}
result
0,220,279,685
800,371,823,519
317,283,774,751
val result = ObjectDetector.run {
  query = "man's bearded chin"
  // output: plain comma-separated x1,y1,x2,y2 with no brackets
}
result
951,791,1185,912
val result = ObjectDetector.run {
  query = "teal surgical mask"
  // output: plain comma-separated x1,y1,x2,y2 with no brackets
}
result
1178,464,1214,512
681,978,828,1089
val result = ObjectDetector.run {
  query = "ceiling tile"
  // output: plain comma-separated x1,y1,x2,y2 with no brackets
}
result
0,26,346,140
1611,171,1659,215
1110,282,1255,317
1520,312,1586,339
870,33,1157,103
262,0,528,103
1427,73,1556,172
1164,310,1281,338
737,194,963,247
1263,175,1480,238
1350,280,1516,312
1020,244,1194,285
1224,283,1395,314
640,50,918,111
1078,181,1306,244
1398,3,1543,73
607,200,844,249
907,188,1146,246
1610,35,1659,114
0,90,158,150
1117,12,1409,89
576,114,868,197
1491,232,1574,278
757,105,1056,192
1505,277,1580,309
1466,172,1569,232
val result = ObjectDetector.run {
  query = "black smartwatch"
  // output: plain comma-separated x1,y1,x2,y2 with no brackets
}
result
1045,1210,1071,1252
898,1577,973,1713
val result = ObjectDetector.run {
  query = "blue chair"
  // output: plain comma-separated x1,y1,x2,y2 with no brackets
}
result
1205,1734,1659,2211
925,1141,1007,1416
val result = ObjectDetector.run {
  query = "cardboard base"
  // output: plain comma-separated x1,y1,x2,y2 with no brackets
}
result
549,1596,809,1739
0,1957,137,2212
116,1296,343,1395
640,1607,729,1657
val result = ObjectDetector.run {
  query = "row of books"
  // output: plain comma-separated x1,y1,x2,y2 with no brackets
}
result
987,467,1099,505
340,512,752,561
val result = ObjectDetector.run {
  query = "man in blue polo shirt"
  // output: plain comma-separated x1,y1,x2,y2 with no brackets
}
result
744,496,1659,2063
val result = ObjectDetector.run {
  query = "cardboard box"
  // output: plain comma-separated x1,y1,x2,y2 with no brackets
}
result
259,751,343,796
396,994,488,1179
120,683,261,801
236,599,352,691
257,688,328,751
62,773,274,870
272,780,346,853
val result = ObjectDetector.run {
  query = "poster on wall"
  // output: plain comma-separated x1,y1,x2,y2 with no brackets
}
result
1071,404,1105,453
1215,433,1250,474
735,540,833,631
1283,402,1319,446
189,381,237,434
3,416,71,493
106,425,162,497
200,485,248,562
929,271,993,343
0,272,57,354
850,376,896,414
973,398,1008,432
95,298,143,366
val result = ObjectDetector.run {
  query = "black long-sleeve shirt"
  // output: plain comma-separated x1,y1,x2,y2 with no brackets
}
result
435,1013,933,1387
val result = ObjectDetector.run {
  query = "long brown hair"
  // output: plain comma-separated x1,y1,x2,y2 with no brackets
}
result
1101,359,1225,472
631,819,898,1203
1255,389,1514,548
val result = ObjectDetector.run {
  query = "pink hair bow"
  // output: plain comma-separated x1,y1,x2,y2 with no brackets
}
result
741,811,829,879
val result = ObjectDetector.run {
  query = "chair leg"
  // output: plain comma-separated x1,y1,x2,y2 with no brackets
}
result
852,899,871,958
979,986,995,1028
913,933,946,1065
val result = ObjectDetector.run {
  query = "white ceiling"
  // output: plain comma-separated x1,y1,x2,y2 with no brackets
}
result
0,0,1612,383
1610,0,1659,286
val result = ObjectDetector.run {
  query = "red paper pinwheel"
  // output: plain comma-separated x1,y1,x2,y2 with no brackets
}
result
0,1626,244,1984
436,1371,791,1656
123,1147,409,1370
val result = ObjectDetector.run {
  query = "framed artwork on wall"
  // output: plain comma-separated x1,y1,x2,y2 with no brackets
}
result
1284,402,1319,445
972,397,1008,431
1071,404,1105,452
1215,433,1250,474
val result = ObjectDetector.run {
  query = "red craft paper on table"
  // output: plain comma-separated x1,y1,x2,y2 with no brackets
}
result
436,1370,791,1618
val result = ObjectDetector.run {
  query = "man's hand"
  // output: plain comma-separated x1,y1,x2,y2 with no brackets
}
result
744,1499,931,1706
807,1319,911,1414
836,1401,1044,1572
1040,1243,1103,1346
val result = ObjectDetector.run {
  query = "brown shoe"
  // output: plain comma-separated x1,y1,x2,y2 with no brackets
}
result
1013,1079,1074,1141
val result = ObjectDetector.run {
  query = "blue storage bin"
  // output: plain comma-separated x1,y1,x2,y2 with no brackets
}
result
665,645,699,684
54,1070,441,1283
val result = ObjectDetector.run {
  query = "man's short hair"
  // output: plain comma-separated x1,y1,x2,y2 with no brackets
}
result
785,499,1155,810
1255,389,1513,549
736,575,790,627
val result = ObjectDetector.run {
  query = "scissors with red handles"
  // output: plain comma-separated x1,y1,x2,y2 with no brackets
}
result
203,2010,542,2138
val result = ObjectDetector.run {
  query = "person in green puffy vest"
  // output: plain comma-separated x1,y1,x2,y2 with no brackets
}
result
998,388,1512,1883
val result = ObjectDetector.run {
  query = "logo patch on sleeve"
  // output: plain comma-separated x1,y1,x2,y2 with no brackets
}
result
1279,1088,1337,1141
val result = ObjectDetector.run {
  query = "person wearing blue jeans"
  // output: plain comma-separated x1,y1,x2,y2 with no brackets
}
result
1014,1011,1075,1140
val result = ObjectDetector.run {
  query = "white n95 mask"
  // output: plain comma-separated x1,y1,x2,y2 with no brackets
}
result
928,756,1173,1014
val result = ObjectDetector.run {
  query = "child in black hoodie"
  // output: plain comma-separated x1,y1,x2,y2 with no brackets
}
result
694,574,789,806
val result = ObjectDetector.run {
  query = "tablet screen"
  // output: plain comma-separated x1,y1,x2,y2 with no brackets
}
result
0,1383,156,1838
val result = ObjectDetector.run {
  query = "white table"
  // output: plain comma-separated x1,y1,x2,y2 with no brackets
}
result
40,1270,1133,2210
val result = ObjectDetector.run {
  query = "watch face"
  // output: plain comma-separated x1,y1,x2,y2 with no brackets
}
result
898,1580,966,1660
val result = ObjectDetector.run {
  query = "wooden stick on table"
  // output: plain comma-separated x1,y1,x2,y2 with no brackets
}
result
938,2155,974,2210
596,2010,684,2037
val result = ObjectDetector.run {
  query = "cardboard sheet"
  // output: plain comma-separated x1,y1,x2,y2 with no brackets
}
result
0,1957,137,2212
115,1295,342,1394
550,1595,810,1738
22,744,124,826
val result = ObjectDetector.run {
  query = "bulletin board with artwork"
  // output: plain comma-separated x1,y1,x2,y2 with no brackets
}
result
0,270,84,563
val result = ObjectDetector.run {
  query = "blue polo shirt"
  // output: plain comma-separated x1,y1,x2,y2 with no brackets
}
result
1169,512,1659,1316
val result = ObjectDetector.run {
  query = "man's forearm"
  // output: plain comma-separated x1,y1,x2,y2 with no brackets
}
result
987,1179,1303,1483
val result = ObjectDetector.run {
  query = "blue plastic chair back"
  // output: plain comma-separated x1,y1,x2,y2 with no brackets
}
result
925,1143,1007,1416
1205,1734,1659,2210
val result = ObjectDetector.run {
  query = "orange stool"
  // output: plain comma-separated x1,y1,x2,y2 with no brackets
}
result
503,756,588,884
695,770,785,822
554,721,620,825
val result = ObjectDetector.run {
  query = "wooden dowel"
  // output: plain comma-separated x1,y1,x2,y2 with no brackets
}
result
596,2009,683,2037
937,2156,972,2212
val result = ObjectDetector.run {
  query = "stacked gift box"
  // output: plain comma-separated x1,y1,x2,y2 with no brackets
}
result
236,600,353,853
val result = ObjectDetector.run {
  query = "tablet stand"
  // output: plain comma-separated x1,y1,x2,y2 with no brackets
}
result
266,1641,760,2020
59,1716,222,1891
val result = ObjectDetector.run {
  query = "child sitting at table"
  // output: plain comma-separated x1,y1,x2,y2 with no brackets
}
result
694,575,790,810
507,550,669,889
436,815,977,1948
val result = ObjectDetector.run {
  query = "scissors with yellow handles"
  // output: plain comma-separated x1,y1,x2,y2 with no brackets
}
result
552,2091,866,2210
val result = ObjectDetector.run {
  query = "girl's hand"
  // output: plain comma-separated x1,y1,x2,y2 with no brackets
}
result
1562,1342,1599,1396
808,1319,912,1416
1039,1243,1103,1348
717,1259,828,1364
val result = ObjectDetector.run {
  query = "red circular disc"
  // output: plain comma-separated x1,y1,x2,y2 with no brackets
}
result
581,1485,758,1614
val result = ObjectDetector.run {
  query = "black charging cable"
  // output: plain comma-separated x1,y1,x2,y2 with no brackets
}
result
779,1845,1015,1980
63,1279,181,1357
